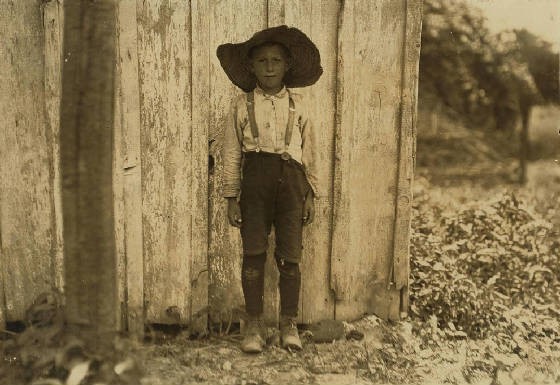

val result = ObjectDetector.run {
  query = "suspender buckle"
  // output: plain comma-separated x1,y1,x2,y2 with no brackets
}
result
281,152,291,161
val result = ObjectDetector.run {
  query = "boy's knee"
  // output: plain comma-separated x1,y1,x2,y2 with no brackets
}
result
242,252,266,281
276,258,300,279
242,266,261,281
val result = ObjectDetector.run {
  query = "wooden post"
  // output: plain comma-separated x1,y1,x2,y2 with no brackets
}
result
60,0,119,332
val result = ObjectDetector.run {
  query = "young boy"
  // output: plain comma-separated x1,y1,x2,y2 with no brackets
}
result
217,25,322,353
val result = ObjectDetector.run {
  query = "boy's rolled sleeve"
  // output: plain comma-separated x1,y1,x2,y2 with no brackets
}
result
222,98,243,198
301,113,322,200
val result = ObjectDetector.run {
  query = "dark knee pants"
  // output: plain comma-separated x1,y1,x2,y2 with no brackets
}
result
239,151,310,317
242,253,301,317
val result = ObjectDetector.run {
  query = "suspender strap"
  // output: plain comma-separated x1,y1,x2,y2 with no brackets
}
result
285,92,296,152
246,91,260,150
245,90,296,153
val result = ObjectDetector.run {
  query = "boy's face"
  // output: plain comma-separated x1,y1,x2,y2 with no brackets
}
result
249,44,290,94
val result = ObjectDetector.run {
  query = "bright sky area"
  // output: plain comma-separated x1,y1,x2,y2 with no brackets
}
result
467,0,560,49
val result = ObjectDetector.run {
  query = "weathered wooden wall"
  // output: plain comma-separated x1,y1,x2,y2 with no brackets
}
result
0,0,422,329
131,0,208,327
331,0,422,321
0,0,64,324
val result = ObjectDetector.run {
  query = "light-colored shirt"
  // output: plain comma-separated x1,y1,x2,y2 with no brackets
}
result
222,85,320,199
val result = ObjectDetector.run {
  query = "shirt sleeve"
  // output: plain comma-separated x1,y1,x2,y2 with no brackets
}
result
221,96,243,198
300,102,321,199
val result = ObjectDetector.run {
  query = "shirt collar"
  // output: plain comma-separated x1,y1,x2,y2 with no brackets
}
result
254,85,288,99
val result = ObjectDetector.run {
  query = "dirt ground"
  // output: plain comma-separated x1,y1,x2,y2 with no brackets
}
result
126,160,560,385
133,314,560,385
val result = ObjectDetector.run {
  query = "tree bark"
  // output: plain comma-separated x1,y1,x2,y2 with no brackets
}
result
60,0,119,333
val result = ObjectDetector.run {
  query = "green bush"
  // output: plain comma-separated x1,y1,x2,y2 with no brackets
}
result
410,186,560,339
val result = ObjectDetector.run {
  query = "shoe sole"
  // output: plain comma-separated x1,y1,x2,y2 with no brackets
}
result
242,347,263,354
281,338,302,351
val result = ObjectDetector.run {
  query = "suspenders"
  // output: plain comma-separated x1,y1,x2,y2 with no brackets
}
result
245,90,296,160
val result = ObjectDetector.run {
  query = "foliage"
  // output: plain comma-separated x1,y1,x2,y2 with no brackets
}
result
515,29,560,104
410,178,560,341
419,0,558,131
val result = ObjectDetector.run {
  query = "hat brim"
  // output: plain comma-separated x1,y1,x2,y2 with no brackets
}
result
217,25,323,92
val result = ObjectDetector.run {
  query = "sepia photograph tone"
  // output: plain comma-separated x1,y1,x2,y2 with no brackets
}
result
0,0,558,384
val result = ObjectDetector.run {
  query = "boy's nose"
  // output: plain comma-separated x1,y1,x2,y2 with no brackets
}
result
266,61,274,71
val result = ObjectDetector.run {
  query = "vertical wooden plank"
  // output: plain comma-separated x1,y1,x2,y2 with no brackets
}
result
0,205,5,326
43,0,65,295
0,255,4,327
113,48,126,331
207,1,267,325
268,0,339,324
0,0,55,321
392,0,423,318
331,0,407,321
115,0,145,335
331,0,355,310
60,0,119,331
137,0,193,324
190,0,210,333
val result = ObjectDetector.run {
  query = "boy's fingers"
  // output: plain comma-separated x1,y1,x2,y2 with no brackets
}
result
302,208,311,225
306,205,315,225
229,213,242,227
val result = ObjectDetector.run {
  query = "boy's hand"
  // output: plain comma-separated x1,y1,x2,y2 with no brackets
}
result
227,198,243,228
302,190,315,226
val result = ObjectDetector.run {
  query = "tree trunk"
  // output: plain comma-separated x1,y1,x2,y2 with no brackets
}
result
519,105,531,184
60,0,119,334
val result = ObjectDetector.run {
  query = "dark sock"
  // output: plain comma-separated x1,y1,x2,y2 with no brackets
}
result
276,258,301,318
241,252,266,316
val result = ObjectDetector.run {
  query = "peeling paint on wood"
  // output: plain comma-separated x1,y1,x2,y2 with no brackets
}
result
115,0,145,335
137,0,193,324
190,0,210,333
0,0,57,321
331,0,407,321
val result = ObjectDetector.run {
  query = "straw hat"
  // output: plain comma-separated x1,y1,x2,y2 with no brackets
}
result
216,25,323,92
